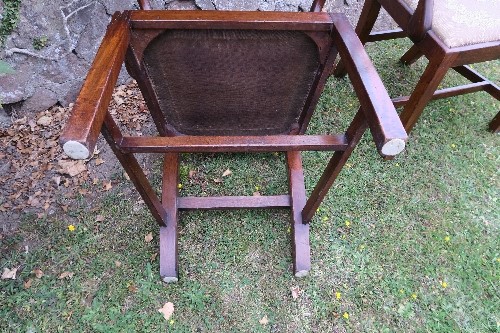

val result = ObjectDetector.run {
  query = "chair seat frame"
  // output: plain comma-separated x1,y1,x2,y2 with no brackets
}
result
60,10,407,282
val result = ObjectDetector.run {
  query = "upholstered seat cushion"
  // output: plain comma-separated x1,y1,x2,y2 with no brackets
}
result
402,0,500,48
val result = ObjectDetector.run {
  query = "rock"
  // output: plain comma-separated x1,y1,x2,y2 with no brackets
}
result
0,0,368,116
21,87,58,113
166,1,198,10
213,0,260,10
0,106,11,128
259,1,276,11
195,0,216,10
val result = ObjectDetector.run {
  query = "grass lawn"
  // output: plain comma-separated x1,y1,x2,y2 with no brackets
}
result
1,38,499,332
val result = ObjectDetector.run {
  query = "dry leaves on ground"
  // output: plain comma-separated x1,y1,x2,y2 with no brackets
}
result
158,302,174,320
291,286,301,299
0,80,151,216
1,267,18,279
58,271,74,279
259,315,269,325
32,268,44,278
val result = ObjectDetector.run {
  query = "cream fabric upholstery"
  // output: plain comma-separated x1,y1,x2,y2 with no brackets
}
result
401,0,500,48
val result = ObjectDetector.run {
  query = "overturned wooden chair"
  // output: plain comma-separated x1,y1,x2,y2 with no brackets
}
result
334,0,500,134
60,10,407,282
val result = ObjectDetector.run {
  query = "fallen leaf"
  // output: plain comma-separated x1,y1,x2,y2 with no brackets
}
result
36,115,52,126
95,158,105,166
128,284,138,293
158,302,174,321
188,170,196,178
222,169,232,177
58,271,74,279
213,178,223,184
145,232,153,243
115,261,122,267
253,191,261,196
2,267,18,280
123,172,130,181
58,160,87,177
33,268,44,278
24,279,33,289
291,286,300,299
259,315,269,325
103,180,112,191
150,252,158,261
95,215,105,222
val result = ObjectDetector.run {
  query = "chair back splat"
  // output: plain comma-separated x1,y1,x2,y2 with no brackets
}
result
60,10,407,283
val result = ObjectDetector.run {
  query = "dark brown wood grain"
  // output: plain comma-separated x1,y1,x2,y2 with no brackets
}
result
310,0,326,12
119,135,348,153
59,12,131,158
137,0,151,10
333,0,500,134
407,0,433,41
330,14,407,154
130,11,333,31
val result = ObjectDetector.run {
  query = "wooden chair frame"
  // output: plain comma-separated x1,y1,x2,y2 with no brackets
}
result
334,0,500,134
60,10,407,282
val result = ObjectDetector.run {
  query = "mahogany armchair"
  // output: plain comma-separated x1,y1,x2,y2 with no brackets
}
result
60,10,407,282
334,0,500,134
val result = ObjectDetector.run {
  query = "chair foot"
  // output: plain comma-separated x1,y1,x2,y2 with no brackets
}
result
295,269,309,278
161,275,179,283
159,225,179,283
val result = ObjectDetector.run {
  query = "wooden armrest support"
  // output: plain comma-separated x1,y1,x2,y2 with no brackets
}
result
59,12,130,160
330,14,408,157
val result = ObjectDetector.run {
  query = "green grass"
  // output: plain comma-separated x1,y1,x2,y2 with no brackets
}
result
1,39,499,332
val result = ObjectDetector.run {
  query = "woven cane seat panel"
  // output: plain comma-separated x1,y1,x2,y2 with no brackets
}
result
143,29,320,136
401,0,500,48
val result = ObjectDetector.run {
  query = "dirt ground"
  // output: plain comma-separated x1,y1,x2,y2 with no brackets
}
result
0,2,397,236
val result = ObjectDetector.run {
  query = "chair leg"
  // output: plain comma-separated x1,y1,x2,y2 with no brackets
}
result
286,151,310,277
332,0,381,77
489,112,500,133
400,44,423,65
101,115,167,227
400,55,454,133
160,153,180,283
302,109,367,223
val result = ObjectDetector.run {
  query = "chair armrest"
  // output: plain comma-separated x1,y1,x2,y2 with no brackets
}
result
59,12,130,160
408,0,434,41
330,14,408,157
